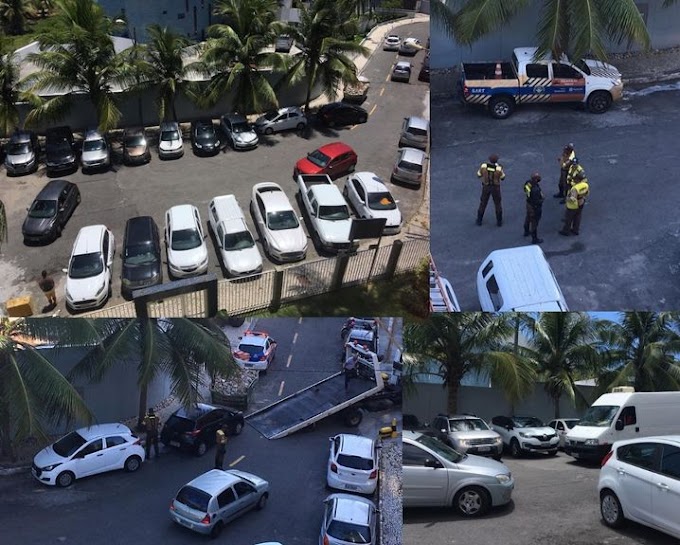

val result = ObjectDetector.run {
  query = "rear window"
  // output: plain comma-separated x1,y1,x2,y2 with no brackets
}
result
165,414,196,432
338,453,374,470
176,486,211,512
397,160,422,172
238,343,265,356
328,520,371,543
407,127,428,137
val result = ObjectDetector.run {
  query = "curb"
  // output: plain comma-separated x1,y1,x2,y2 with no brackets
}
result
623,71,680,85
0,466,29,476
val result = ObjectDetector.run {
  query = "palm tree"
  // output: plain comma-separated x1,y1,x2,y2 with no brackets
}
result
0,41,40,136
23,0,130,132
596,312,680,393
0,318,98,461
403,313,536,414
0,200,7,253
282,0,369,112
68,319,239,428
29,0,52,19
198,0,288,114
0,0,36,35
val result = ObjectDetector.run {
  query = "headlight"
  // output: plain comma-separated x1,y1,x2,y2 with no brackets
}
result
121,277,131,286
42,463,62,472
458,440,468,447
494,437,502,444
518,432,527,438
585,439,599,446
95,283,107,296
495,474,511,484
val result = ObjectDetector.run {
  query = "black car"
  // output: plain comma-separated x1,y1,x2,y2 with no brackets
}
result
22,179,81,243
419,54,430,82
317,102,369,127
190,119,221,155
121,216,163,297
45,126,78,175
160,403,244,457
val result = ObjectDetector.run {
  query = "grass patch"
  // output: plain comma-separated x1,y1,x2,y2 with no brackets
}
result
1,16,59,53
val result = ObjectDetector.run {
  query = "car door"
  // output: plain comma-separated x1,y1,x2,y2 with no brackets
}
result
216,486,238,523
199,410,223,443
353,180,368,217
549,62,586,102
102,435,130,471
72,438,105,478
255,194,267,234
402,442,449,506
57,188,69,226
614,442,659,524
287,111,300,130
232,480,260,515
432,416,447,443
652,443,680,537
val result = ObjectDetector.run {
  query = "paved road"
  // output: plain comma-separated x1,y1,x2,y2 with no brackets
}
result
430,75,680,310
403,452,677,545
0,21,429,316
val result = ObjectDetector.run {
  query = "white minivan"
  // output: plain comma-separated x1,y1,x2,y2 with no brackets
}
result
208,195,263,277
476,245,568,311
565,388,680,462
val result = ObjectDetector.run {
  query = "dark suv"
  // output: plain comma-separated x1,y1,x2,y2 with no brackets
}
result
160,403,244,457
121,216,162,297
45,126,78,175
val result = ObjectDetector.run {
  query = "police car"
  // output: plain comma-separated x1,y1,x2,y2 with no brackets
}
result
232,330,277,372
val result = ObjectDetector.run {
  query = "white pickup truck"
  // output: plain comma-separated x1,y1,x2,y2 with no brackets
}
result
296,174,356,253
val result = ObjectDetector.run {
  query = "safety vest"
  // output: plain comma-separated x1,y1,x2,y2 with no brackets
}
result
477,162,505,186
566,181,589,210
144,414,159,434
567,163,584,186
524,181,532,199
561,150,576,170
216,430,227,446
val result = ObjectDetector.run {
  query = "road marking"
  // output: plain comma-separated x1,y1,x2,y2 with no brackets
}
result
286,354,292,368
229,455,245,467
379,87,385,97
385,73,390,82
298,317,303,324
369,104,377,116
278,381,285,396
293,332,298,344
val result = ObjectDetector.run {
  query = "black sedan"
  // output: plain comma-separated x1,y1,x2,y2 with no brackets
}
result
317,102,369,128
191,119,222,155
419,53,430,82
22,179,81,244
121,216,163,298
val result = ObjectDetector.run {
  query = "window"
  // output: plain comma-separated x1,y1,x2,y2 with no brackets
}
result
525,64,549,79
552,63,582,79
79,439,103,457
557,422,565,431
217,487,236,509
352,180,365,201
618,443,659,470
233,481,256,497
103,231,109,257
482,261,493,277
105,436,127,448
402,443,431,466
257,196,266,219
486,275,503,311
620,406,637,426
660,445,680,480
217,225,225,248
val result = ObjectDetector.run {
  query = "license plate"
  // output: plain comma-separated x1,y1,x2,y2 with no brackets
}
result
245,363,253,367
170,441,180,447
477,447,491,452
176,516,192,529
344,484,359,491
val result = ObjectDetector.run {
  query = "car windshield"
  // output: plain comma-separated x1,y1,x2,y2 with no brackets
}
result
224,231,255,251
565,420,579,429
263,111,280,121
176,486,211,513
125,135,145,147
573,59,591,75
338,454,373,470
48,141,72,154
124,243,158,265
83,139,105,152
196,125,215,139
267,210,300,230
318,205,350,221
231,122,251,134
307,150,330,168
367,192,396,210
578,405,619,427
328,520,371,544
415,434,465,463
408,127,428,137
512,416,544,428
52,431,87,458
238,343,264,356
8,142,30,154
28,199,57,218
69,252,104,278
449,418,490,432
161,130,179,141
171,228,202,251
398,160,422,172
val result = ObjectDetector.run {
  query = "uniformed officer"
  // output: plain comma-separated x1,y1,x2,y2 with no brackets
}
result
559,172,589,236
476,154,505,226
565,157,585,187
555,143,576,199
214,428,228,469
143,408,160,459
523,172,544,244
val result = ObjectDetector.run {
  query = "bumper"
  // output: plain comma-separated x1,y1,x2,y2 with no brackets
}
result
269,248,306,262
6,160,36,174
488,480,515,507
31,465,58,486
564,442,610,461
227,265,263,278
610,84,624,102
159,148,184,159
232,140,258,150
461,444,503,458
235,358,269,371
391,75,411,82
520,440,559,453
23,230,55,243
193,145,220,155
125,154,150,165
392,171,422,187
82,159,110,170
46,162,76,173
382,224,402,235
170,511,212,535
122,278,161,297
327,472,377,495
169,260,209,278
66,289,108,310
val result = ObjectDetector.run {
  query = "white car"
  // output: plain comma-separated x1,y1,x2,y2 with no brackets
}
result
599,436,680,539
165,204,209,278
32,423,145,487
548,418,579,449
327,434,379,495
344,172,402,235
399,37,422,55
254,106,307,134
383,34,401,51
490,415,559,457
158,121,184,159
320,494,378,545
251,182,307,262
65,224,114,310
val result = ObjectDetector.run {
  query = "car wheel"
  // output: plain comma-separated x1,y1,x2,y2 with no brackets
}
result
348,163,356,174
264,127,274,135
124,455,142,472
262,238,270,257
56,471,75,488
296,122,306,131
510,438,523,458
55,223,62,238
342,187,349,199
232,422,243,435
195,441,207,457
256,492,269,510
343,408,363,427
76,193,81,205
600,490,625,528
454,486,490,517
359,115,368,124
587,91,612,114
210,521,224,539
548,449,558,456
328,120,336,128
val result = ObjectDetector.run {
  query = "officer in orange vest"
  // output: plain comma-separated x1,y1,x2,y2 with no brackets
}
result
559,172,589,236
476,154,506,226
555,143,576,200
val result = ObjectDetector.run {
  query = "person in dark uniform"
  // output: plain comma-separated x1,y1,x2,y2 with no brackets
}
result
214,428,227,469
38,270,57,309
476,154,506,226
142,408,160,459
523,172,545,244
555,143,576,199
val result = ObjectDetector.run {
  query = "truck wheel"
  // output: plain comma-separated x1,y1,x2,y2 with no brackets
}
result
343,408,363,427
587,91,612,114
488,96,514,119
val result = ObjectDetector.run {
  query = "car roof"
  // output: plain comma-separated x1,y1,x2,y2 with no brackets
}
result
616,435,680,446
84,129,105,141
338,434,374,458
276,106,302,114
160,121,179,130
395,61,412,69
73,225,106,254
9,131,34,143
318,141,354,157
312,185,346,206
254,183,293,212
168,204,199,230
352,172,388,193
399,147,426,163
125,216,156,243
330,494,374,524
405,116,429,130
186,469,243,496
75,423,132,440
37,179,71,200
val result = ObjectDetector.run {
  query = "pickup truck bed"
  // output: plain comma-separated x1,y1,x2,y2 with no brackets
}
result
462,62,515,80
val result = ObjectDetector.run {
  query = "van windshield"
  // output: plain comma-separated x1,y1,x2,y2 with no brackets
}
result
578,405,619,427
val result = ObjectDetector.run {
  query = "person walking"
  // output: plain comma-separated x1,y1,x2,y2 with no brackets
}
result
523,172,545,244
38,270,57,310
343,353,359,391
214,427,227,469
555,143,576,200
142,408,160,459
559,172,590,236
476,154,506,226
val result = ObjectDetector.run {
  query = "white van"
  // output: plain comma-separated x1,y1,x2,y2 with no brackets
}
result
208,195,263,277
476,245,568,311
565,388,680,462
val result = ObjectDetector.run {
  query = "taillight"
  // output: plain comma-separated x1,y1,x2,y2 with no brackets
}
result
330,463,338,473
323,535,330,545
200,514,211,525
463,85,470,96
170,501,175,511
601,449,614,467
186,429,201,437
369,470,377,479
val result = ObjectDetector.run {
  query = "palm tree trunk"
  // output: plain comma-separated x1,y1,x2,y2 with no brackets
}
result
171,95,178,122
137,383,148,431
446,379,459,414
553,394,561,419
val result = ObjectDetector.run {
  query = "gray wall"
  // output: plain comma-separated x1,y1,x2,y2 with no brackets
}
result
431,0,680,69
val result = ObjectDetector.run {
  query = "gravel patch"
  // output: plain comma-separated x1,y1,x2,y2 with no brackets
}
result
212,368,259,396
379,438,403,545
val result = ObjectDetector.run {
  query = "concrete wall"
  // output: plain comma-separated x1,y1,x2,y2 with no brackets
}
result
431,0,680,69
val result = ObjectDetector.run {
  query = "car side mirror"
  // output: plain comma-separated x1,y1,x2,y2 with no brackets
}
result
61,268,68,273
423,458,440,469
59,207,65,212
440,428,446,434
615,419,624,431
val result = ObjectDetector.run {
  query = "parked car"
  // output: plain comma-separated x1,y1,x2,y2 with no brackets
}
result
391,61,412,83
548,418,579,449
402,431,514,516
490,415,559,457
327,434,379,495
45,126,77,174
399,116,430,150
251,182,307,263
399,37,422,55
4,129,39,175
403,414,428,431
418,53,430,82
190,119,221,155
317,102,368,127
320,493,378,545
294,142,358,180
254,106,307,134
221,113,259,150
232,330,278,373
170,469,269,538
32,423,144,487
164,204,209,278
383,34,401,51
121,216,163,297
22,179,80,244
123,127,151,165
391,147,427,187
275,34,294,52
431,414,503,460
598,436,680,539
161,403,245,456
158,121,184,159
344,172,402,235
65,224,115,311
81,129,110,171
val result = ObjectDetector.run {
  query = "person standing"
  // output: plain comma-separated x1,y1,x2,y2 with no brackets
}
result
523,172,545,244
559,172,590,236
142,408,160,459
343,353,359,391
476,154,506,226
38,270,57,309
555,143,576,199
563,157,585,201
214,428,227,469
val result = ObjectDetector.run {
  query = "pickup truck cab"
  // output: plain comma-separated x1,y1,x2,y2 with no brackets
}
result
460,47,623,119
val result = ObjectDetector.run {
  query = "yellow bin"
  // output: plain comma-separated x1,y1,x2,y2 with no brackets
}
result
6,295,34,317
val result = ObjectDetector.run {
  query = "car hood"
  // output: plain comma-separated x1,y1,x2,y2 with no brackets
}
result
228,469,269,491
222,246,262,274
82,150,108,162
582,59,621,79
267,226,307,253
168,244,208,268
232,131,258,145
66,274,107,301
159,139,182,152
451,430,501,441
317,218,352,243
566,425,606,440
295,157,323,175
126,145,147,157
123,260,161,282
368,208,402,227
6,152,34,165
47,152,75,165
22,216,55,235
515,426,556,436
454,453,510,475
34,445,66,468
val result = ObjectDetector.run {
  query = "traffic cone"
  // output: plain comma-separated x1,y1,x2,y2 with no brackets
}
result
495,62,502,79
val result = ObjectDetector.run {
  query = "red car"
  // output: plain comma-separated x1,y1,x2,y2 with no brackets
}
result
293,142,358,180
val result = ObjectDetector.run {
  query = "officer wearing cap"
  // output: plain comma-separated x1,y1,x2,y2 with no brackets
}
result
143,408,160,459
560,171,590,236
556,143,576,199
476,154,506,226
523,172,545,244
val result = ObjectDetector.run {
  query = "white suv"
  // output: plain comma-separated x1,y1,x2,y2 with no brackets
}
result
158,121,184,159
65,224,114,310
327,434,380,495
490,415,559,457
165,204,209,278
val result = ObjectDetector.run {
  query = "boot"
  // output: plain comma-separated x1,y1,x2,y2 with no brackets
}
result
476,213,483,226
496,212,503,227
532,234,543,244
523,230,530,237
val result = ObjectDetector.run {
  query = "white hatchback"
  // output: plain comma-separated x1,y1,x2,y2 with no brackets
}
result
158,121,184,159
327,434,379,495
165,204,209,278
32,423,145,487
344,172,402,235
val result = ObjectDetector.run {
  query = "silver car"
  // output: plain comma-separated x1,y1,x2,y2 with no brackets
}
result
221,113,259,150
319,493,378,545
383,34,401,51
81,129,110,171
170,469,269,538
403,431,514,517
392,147,427,187
431,414,503,460
158,121,184,159
254,106,307,135
398,116,429,150
5,130,39,175
391,61,412,83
